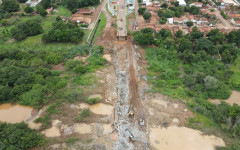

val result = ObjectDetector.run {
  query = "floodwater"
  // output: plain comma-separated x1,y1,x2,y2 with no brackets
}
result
0,103,43,129
90,103,113,115
103,54,111,61
150,126,225,150
225,91,240,106
0,103,33,123
210,91,240,106
74,123,92,134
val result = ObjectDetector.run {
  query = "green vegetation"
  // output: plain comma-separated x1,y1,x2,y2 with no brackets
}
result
138,7,146,15
133,27,240,148
65,137,79,145
75,109,90,121
10,19,43,41
221,11,228,19
89,12,106,43
65,0,100,12
0,122,46,149
143,12,151,21
85,97,100,105
53,6,72,17
42,20,84,43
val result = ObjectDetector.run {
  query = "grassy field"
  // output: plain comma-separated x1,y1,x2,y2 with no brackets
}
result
52,6,72,17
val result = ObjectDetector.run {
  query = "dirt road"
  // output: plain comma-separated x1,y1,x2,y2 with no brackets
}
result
215,10,231,27
89,0,108,30
96,2,148,150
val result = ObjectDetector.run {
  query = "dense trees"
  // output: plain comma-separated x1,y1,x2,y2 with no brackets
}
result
24,5,34,14
1,0,19,13
42,21,84,43
40,0,51,9
133,28,154,45
10,20,43,41
186,21,193,27
133,27,240,100
134,28,240,148
0,45,64,106
65,0,100,11
0,122,46,149
138,7,146,15
18,0,28,3
40,10,48,17
143,12,151,21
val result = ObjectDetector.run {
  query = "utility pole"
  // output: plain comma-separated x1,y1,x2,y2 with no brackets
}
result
88,19,101,57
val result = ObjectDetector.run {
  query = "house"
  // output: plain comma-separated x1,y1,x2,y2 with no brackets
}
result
46,7,53,14
207,11,216,16
168,18,174,24
173,17,182,24
227,13,240,19
187,15,196,22
177,0,186,6
190,2,203,7
200,8,208,14
231,18,240,26
71,16,92,27
181,16,189,23
61,16,69,22
78,7,95,15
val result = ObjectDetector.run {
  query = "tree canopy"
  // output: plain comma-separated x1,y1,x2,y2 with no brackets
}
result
0,122,46,149
42,21,84,43
10,20,43,41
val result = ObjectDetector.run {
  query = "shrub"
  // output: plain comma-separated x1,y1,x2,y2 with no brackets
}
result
65,137,79,145
40,10,48,17
85,97,100,105
75,109,90,121
0,122,46,149
138,7,146,15
10,20,43,41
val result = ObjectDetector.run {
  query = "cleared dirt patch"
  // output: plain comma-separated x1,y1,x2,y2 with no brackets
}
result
90,103,113,115
51,63,65,71
103,54,111,61
74,123,92,134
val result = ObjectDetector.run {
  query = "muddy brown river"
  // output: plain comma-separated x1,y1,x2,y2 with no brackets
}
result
150,126,225,150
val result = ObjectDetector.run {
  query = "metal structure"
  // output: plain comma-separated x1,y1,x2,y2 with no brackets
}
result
88,19,101,57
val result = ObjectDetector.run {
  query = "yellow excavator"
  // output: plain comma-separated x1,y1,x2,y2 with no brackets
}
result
127,105,134,118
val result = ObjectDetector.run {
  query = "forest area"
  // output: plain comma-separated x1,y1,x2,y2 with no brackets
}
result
133,27,240,149
0,0,107,149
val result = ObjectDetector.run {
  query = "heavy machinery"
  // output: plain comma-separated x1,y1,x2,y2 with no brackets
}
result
139,112,144,126
125,128,137,142
88,19,101,57
127,105,134,118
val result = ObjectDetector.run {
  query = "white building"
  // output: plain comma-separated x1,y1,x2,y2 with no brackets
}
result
177,0,186,6
190,2,203,7
168,18,173,24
